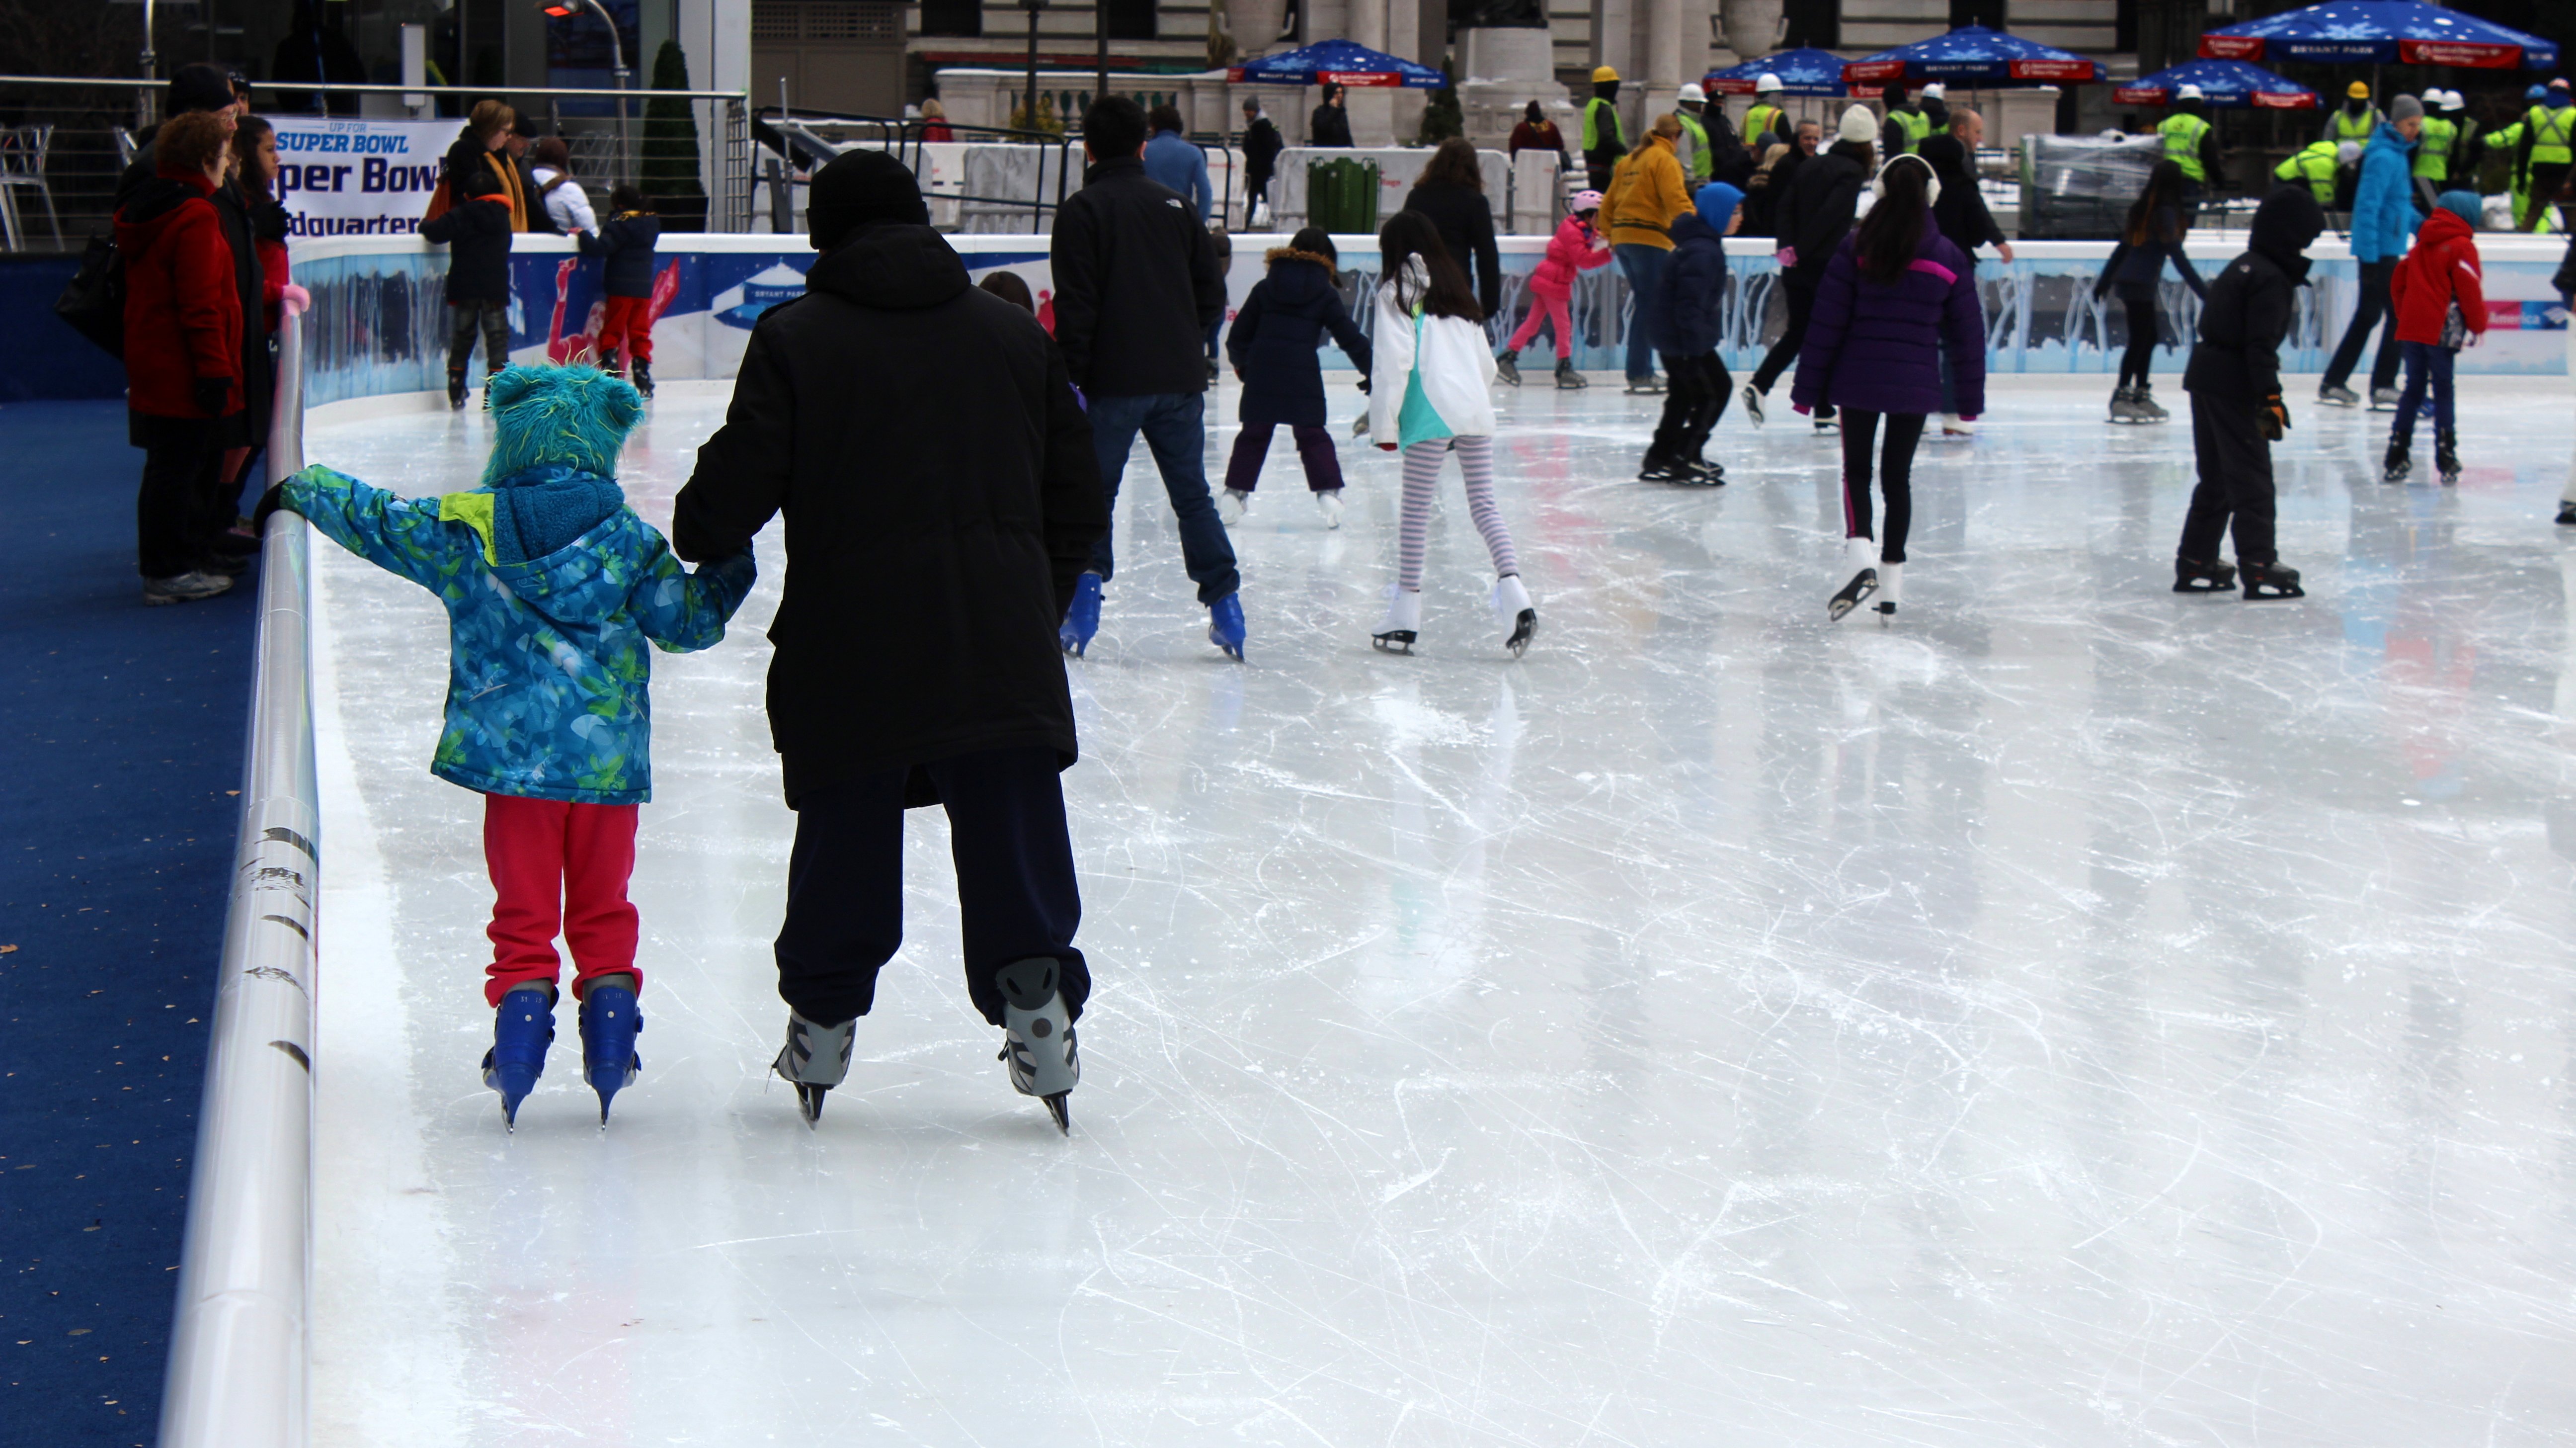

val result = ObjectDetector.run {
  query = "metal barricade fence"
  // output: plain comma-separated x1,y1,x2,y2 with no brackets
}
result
0,75,753,250
756,112,1083,233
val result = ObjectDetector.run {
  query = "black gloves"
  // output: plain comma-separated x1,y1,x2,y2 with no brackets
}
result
249,482,293,536
193,376,231,417
2258,394,2290,442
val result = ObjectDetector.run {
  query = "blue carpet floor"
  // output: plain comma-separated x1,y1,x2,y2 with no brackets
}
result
0,401,258,1447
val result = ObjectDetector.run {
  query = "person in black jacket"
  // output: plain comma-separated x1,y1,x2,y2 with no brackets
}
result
668,150,1107,1135
2093,161,2207,424
2175,184,2327,599
1403,138,1503,322
578,185,662,396
1241,98,1285,221
1746,105,1874,432
1921,109,2012,433
1311,84,1354,148
1222,228,1371,527
1048,95,1242,661
421,166,514,410
1642,181,1742,485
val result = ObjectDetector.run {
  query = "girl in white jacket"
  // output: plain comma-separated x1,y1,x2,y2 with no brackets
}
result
1368,210,1537,657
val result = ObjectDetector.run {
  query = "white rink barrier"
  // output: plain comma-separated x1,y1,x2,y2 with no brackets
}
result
156,310,321,1448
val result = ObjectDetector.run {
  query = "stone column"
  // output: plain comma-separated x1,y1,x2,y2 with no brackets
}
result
1644,0,1682,126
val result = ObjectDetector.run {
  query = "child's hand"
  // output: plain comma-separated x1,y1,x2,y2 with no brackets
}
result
279,282,311,317
250,482,296,536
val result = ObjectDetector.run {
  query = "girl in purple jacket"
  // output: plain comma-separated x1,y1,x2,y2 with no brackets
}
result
1791,154,1987,621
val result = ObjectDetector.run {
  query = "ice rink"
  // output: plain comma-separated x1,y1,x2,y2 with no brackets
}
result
304,376,2576,1446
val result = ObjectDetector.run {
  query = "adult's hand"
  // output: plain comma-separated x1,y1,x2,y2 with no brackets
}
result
193,376,230,417
1998,242,2015,263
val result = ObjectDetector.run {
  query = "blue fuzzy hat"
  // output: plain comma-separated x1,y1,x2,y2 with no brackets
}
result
2436,189,2481,227
480,364,643,487
1694,180,1744,230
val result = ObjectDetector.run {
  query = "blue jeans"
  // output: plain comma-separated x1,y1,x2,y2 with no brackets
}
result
2392,340,2454,442
1614,243,1668,382
1085,391,1241,605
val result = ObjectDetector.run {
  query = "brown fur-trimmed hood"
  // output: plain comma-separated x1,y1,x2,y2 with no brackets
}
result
1265,246,1338,277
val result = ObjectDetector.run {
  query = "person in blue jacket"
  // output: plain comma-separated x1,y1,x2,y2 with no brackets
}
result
1641,180,1742,485
2319,93,2423,410
1142,103,1213,224
253,364,756,1129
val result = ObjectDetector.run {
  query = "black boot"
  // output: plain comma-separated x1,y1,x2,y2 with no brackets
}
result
2382,438,2411,484
2433,429,2458,484
631,361,654,399
2172,557,2238,594
2240,559,2304,599
1494,348,1521,386
447,368,468,411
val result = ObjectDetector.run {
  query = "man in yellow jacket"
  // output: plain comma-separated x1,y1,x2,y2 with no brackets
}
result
1602,113,1692,393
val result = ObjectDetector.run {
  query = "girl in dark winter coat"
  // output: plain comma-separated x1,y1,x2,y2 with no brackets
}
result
422,166,516,410
2175,185,2327,598
116,110,246,604
2093,161,2208,424
1642,181,1742,485
1222,228,1372,529
1792,153,1987,622
579,184,663,396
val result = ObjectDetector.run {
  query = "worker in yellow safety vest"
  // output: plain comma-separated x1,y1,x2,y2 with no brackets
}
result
2485,79,2574,232
2159,84,2221,220
1582,64,1625,192
1744,73,1789,152
1880,81,1933,158
2410,87,2457,210
2276,139,2360,209
1673,82,1716,182
2323,81,2381,146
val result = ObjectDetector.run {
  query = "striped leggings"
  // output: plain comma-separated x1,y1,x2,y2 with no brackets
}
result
1397,435,1521,592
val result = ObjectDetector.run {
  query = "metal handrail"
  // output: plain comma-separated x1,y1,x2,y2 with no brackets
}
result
760,112,1083,230
156,308,319,1448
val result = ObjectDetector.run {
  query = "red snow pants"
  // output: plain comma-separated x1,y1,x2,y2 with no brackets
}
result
482,793,641,1006
601,295,654,365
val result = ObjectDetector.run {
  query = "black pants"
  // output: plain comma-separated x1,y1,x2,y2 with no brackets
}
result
2117,290,2160,390
1649,350,1730,463
2178,390,2276,564
774,746,1088,1029
448,300,509,376
2524,163,2571,232
133,418,225,579
1839,410,1927,564
1750,279,1830,417
2322,257,2402,395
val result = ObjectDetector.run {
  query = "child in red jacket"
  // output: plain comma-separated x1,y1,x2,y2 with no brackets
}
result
2385,190,2486,485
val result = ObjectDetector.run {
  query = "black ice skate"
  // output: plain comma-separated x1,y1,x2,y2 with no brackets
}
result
2240,559,2304,599
2559,501,2576,526
2383,439,2411,483
995,957,1079,1135
1636,454,1684,483
2434,430,2459,485
1556,358,1587,389
447,369,468,412
771,1009,856,1127
2172,557,2238,594
1495,348,1521,386
631,361,654,399
1827,538,1878,621
1741,384,1765,427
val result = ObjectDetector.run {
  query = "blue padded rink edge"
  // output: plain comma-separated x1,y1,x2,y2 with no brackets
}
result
299,374,2576,1447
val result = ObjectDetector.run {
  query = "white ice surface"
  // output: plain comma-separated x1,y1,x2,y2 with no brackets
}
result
309,378,2576,1447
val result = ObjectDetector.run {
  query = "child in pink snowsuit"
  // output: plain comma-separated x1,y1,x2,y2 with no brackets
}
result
1496,190,1614,387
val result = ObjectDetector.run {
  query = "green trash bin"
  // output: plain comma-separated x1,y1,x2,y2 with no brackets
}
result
1306,157,1380,234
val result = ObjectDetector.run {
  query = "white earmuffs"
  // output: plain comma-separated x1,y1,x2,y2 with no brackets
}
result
1870,151,1942,207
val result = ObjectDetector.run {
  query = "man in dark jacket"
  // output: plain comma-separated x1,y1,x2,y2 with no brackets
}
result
1922,110,2011,265
2175,184,2328,599
420,167,515,410
1049,95,1242,660
670,150,1107,1135
1241,98,1285,218
1310,84,1354,147
1746,106,1874,432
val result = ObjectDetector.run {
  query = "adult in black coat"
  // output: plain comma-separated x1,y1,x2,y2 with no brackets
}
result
670,152,1107,1119
1921,124,2011,265
1402,138,1503,321
1311,84,1355,147
1240,99,1286,213
2175,184,2327,594
420,170,514,404
1049,95,1243,655
1747,126,1871,417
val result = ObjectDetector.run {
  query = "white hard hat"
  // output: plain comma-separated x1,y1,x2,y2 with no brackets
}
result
2176,83,2204,101
1678,82,1707,103
2335,140,2363,165
1755,73,1783,94
1922,83,1944,99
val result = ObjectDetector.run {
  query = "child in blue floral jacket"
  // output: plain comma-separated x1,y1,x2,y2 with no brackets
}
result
257,364,755,1128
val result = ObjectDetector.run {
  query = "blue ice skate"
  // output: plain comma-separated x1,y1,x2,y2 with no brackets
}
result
1208,592,1246,662
1060,572,1102,658
481,984,557,1130
577,982,643,1126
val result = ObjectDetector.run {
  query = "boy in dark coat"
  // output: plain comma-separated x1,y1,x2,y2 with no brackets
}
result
421,165,515,410
2174,184,2328,599
1221,228,1372,528
671,150,1108,1135
578,184,663,397
1642,182,1742,486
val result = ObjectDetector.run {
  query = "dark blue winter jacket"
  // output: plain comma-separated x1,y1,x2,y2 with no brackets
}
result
578,211,662,299
1227,248,1371,429
2350,121,2419,264
1660,182,1742,357
1792,221,1986,418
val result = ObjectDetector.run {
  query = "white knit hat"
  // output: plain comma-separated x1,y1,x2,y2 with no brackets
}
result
1837,104,1877,144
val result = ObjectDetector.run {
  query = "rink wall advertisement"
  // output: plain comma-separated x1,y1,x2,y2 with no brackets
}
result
283,233,2574,410
257,117,458,239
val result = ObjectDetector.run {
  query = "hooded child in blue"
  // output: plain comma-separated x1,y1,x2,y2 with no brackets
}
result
262,363,755,1125
1643,181,1744,482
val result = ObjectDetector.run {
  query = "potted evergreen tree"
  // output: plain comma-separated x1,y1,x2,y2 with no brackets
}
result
641,37,710,232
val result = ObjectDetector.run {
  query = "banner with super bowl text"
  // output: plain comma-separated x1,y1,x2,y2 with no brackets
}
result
258,116,458,239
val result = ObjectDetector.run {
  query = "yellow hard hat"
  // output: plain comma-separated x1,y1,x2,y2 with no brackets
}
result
2346,81,2370,99
1593,65,1620,84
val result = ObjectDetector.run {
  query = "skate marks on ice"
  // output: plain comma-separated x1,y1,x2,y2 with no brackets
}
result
304,383,2576,1445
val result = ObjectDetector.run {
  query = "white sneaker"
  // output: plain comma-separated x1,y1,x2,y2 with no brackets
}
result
1216,488,1250,526
1316,489,1343,529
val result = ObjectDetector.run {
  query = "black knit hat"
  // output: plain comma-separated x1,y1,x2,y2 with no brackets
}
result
169,63,236,116
807,149,929,251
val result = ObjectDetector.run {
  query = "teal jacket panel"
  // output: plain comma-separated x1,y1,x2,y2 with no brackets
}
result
283,463,757,805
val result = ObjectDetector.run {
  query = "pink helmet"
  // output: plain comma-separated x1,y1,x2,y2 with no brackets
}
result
1570,188,1604,213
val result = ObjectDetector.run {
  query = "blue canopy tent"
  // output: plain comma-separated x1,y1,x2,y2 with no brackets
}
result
1226,39,1449,88
2114,58,2320,110
1846,25,2109,88
2199,1,2558,71
1703,48,1850,97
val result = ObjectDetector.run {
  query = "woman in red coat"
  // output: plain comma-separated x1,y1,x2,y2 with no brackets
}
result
116,110,245,604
